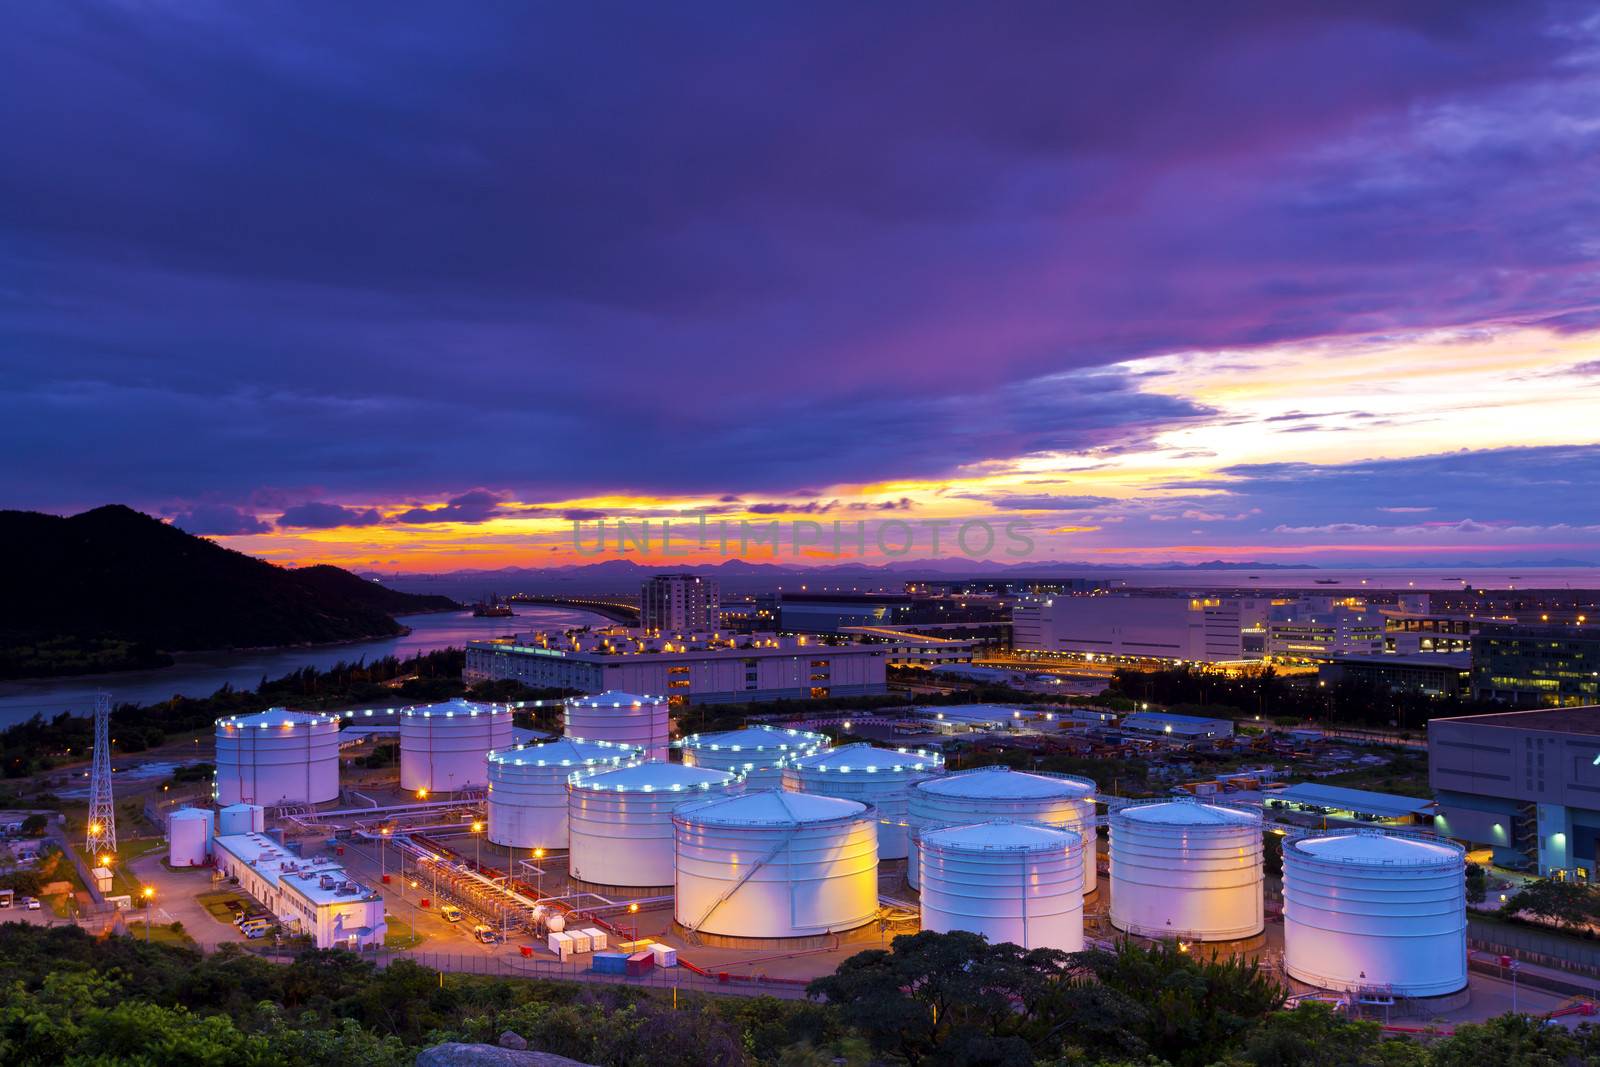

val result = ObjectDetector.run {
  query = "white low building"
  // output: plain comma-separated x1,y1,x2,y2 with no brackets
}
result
211,832,386,949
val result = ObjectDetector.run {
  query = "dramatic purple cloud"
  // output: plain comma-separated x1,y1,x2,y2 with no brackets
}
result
0,1,1596,552
169,504,270,536
277,502,384,529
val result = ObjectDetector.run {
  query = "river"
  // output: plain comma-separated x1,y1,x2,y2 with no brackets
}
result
0,605,608,728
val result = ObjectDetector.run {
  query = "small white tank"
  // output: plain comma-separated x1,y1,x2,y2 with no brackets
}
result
781,743,943,859
1284,829,1467,997
399,698,514,794
907,767,1098,891
168,807,214,867
564,691,670,760
213,708,341,806
1109,797,1263,942
677,724,831,788
216,803,265,836
674,789,879,938
918,820,1084,951
546,912,566,933
567,761,742,887
486,737,642,850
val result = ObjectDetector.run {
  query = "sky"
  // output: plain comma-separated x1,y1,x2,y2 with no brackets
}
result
2,1,1598,571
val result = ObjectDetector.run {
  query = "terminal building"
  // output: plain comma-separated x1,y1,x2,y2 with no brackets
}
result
1011,594,1269,664
211,832,387,949
465,628,887,704
1264,597,1384,660
1471,623,1600,707
1429,706,1600,879
641,574,720,633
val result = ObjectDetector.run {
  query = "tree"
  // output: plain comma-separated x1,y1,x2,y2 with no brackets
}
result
19,813,48,837
1237,1002,1426,1066
1465,864,1488,906
1499,880,1600,930
1429,1013,1586,1066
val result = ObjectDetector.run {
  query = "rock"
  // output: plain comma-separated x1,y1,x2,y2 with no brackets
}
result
415,1043,595,1067
499,1031,529,1050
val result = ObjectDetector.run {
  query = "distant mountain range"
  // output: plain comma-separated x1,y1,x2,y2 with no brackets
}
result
0,505,458,679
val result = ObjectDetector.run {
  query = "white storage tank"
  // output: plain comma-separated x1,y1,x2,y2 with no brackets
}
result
1109,797,1263,942
907,767,1098,891
567,761,742,887
486,737,642,850
674,789,879,939
678,724,831,788
1284,829,1467,998
918,820,1084,951
399,698,514,794
781,743,944,860
214,708,341,807
216,803,265,836
167,806,214,867
564,691,670,760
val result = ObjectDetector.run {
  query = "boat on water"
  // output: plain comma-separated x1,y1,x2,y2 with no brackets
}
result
1314,578,1340,585
471,594,514,618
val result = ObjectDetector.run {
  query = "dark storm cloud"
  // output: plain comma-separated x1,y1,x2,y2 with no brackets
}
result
394,490,506,524
277,502,384,529
169,504,270,536
0,1,1595,511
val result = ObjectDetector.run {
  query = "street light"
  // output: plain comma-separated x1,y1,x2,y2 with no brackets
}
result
628,902,639,947
141,886,155,942
534,847,546,898
471,820,484,870
381,826,391,879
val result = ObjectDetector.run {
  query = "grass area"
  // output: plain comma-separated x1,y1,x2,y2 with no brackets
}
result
384,927,428,950
1300,754,1431,798
45,893,75,918
196,889,250,924
125,921,199,948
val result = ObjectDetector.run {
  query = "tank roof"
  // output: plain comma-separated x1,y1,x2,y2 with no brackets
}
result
921,820,1081,851
487,737,641,767
400,697,511,718
786,742,941,773
918,766,1094,800
677,724,829,751
677,788,868,827
1117,798,1260,826
216,707,337,728
169,806,212,820
568,690,664,707
1293,830,1462,866
569,760,737,792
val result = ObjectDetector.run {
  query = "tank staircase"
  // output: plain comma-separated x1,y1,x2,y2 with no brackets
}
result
679,829,801,942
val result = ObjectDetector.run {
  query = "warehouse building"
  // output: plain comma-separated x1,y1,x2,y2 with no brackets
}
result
465,628,887,704
211,832,387,949
1429,705,1600,878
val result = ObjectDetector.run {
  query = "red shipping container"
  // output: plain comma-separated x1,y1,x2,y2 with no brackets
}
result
625,950,655,976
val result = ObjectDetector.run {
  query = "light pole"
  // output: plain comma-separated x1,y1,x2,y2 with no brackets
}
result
471,821,483,871
380,827,390,879
628,902,639,947
141,886,155,941
534,848,546,898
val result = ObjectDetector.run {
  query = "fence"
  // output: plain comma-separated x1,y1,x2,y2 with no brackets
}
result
1469,918,1600,978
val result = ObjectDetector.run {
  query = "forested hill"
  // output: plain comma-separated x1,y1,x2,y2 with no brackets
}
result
0,505,457,678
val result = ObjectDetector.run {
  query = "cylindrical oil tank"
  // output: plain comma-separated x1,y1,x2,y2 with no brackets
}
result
1283,830,1467,997
567,761,742,887
168,806,214,867
678,724,831,788
674,789,879,938
1109,797,1263,942
486,737,642,850
918,820,1084,951
213,708,341,807
564,691,670,760
216,803,265,836
907,767,1097,891
781,743,944,860
399,699,514,794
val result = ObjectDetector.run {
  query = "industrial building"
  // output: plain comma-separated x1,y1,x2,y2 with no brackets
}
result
1011,594,1269,664
464,629,888,703
1265,597,1385,660
1119,711,1234,740
1282,829,1466,998
564,691,670,760
917,820,1084,952
641,573,720,632
1471,623,1600,707
211,832,387,949
1317,651,1471,697
673,789,879,940
213,708,341,807
782,743,944,859
676,724,830,787
1429,705,1600,878
1109,798,1263,942
399,698,514,794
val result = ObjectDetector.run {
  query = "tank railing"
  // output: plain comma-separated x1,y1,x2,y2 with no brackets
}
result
1109,795,1263,821
1285,825,1466,866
